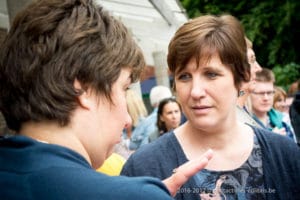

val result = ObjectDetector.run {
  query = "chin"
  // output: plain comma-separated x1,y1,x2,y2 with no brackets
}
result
92,158,105,170
193,121,216,130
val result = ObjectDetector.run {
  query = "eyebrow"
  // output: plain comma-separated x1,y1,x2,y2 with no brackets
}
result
201,66,224,73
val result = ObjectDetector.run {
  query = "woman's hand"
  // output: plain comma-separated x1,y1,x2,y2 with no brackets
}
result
162,149,213,197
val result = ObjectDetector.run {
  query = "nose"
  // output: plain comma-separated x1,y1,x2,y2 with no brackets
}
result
190,78,206,98
124,113,132,129
171,112,177,119
254,61,262,72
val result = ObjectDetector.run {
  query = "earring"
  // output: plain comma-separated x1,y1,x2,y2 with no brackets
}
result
238,90,245,97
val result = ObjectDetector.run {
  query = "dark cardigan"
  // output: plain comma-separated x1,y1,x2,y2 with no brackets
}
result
122,126,300,200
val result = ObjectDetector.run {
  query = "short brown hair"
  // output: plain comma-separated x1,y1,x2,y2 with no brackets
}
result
273,86,287,106
0,0,145,131
167,14,250,90
255,68,275,83
245,36,253,49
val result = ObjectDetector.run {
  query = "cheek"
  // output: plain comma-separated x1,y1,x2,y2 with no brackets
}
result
176,113,182,120
116,98,128,118
250,65,256,77
176,85,189,101
109,91,129,127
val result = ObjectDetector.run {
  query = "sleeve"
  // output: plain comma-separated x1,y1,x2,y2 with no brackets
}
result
136,177,173,200
255,127,300,199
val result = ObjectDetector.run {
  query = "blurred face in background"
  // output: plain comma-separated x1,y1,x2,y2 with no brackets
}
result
246,47,262,92
160,101,181,131
250,81,275,115
273,94,287,112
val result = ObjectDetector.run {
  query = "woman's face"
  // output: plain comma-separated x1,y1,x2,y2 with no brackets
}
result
273,95,287,112
87,68,132,168
245,48,262,92
250,81,274,115
174,54,238,131
160,101,181,131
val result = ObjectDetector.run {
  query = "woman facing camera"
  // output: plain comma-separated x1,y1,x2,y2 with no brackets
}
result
149,97,182,142
121,14,300,200
0,0,213,199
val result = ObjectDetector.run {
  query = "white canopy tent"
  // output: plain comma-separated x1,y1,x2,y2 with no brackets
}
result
97,0,187,63
0,0,187,64
0,0,188,93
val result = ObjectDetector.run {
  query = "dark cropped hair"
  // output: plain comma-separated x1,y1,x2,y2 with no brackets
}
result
255,68,275,84
167,14,250,90
156,97,181,133
0,0,145,131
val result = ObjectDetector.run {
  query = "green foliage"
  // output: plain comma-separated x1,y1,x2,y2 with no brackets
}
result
179,0,300,68
272,63,300,90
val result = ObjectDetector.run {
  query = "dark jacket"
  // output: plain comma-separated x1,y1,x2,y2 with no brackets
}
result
122,127,300,200
0,135,172,200
290,91,300,145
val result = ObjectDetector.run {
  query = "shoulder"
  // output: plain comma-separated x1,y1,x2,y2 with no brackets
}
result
252,126,300,195
29,167,172,199
236,106,262,128
132,112,157,132
132,132,177,156
253,126,300,159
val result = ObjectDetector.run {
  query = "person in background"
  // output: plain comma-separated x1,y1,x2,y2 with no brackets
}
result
0,0,214,199
122,14,300,200
129,85,172,150
250,68,296,141
286,79,300,113
273,86,288,112
117,88,148,159
0,112,7,136
236,36,262,127
149,97,182,142
124,88,148,139
290,89,300,146
273,86,292,126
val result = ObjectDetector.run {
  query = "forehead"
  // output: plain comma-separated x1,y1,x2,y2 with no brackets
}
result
164,101,179,109
185,53,227,71
247,48,255,58
253,82,274,91
116,68,132,84
174,45,218,73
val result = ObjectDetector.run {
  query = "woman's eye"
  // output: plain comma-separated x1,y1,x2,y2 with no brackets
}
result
206,72,218,78
177,73,191,81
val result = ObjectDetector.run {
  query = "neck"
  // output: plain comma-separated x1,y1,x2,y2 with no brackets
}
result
20,121,91,165
176,121,242,151
253,110,268,124
175,121,254,170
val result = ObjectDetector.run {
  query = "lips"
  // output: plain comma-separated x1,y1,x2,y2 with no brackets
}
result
191,105,212,114
192,105,211,109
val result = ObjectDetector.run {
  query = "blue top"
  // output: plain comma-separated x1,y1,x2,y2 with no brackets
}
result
122,126,300,200
252,108,296,142
0,135,172,200
193,135,265,199
129,108,158,150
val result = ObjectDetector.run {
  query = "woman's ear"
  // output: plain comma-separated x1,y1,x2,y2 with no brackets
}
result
73,79,92,110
